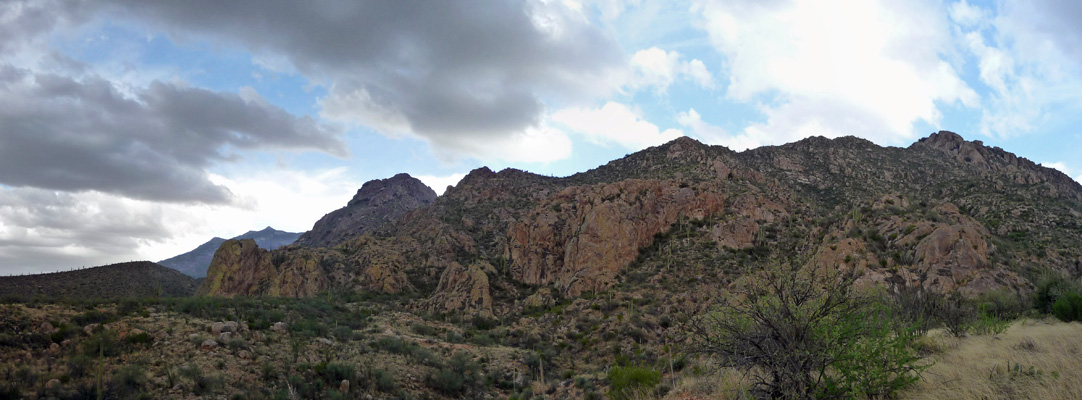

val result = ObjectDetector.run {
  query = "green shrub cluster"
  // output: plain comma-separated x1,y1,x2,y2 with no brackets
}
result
607,364,661,400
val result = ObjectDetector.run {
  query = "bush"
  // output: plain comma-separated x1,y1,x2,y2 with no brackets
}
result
1034,273,1078,314
694,265,927,399
607,365,661,400
428,352,480,396
68,354,93,379
110,364,146,398
321,362,356,384
1052,292,1082,322
81,330,122,357
372,369,397,392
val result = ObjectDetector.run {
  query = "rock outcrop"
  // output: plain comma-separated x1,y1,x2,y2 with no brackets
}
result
294,173,437,247
509,179,727,296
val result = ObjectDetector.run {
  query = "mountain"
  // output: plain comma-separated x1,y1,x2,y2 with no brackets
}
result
293,173,437,247
201,131,1082,318
159,227,301,278
0,261,197,300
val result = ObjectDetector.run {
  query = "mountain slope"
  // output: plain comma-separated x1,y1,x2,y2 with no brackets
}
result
0,261,197,299
159,227,301,278
293,173,437,248
201,131,1082,319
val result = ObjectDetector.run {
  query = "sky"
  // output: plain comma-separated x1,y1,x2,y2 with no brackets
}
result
2,0,1082,275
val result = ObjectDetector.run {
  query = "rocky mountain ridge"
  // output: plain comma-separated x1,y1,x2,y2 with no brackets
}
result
201,131,1082,320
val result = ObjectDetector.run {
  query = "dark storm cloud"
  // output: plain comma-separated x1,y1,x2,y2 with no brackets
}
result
98,0,626,142
0,66,345,204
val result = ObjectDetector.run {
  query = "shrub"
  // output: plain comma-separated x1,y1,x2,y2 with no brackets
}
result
1052,292,1082,322
428,352,480,396
1034,273,1078,314
694,264,927,399
372,369,397,392
607,365,661,400
126,331,152,345
110,364,146,398
81,330,121,357
321,362,356,384
72,309,115,326
68,354,94,379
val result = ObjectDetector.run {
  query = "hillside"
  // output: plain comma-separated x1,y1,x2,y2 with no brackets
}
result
0,261,198,300
158,227,301,278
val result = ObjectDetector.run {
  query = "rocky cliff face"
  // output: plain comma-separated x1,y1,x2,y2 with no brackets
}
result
201,131,1082,319
294,173,437,248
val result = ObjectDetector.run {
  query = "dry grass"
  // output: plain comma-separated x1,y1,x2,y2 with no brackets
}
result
902,318,1082,400
664,360,752,400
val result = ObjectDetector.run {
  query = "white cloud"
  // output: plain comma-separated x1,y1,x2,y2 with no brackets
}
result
693,0,978,145
429,123,574,164
949,0,985,27
676,108,763,151
553,102,683,149
955,1,1082,138
414,173,467,196
629,47,714,92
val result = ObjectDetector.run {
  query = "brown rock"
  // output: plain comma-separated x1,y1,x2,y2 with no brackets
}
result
427,261,493,317
200,339,218,351
524,288,554,309
270,322,287,333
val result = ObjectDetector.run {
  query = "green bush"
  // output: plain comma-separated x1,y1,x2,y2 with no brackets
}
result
428,352,480,396
81,330,122,357
1052,292,1082,322
607,365,661,400
372,368,397,392
1034,273,1078,314
321,362,356,384
110,364,146,398
822,304,930,398
68,354,93,379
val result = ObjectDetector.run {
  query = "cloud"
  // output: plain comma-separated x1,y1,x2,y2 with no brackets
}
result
0,67,345,203
693,0,978,145
629,47,714,92
414,173,468,196
955,0,1082,138
0,167,364,275
92,0,625,161
553,102,683,149
676,108,763,151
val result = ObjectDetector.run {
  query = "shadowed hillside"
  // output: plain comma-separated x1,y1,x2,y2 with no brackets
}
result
0,261,197,300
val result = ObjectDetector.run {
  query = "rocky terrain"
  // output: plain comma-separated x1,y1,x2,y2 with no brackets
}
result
159,227,302,278
0,262,198,300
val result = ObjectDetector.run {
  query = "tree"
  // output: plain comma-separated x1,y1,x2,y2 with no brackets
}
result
692,264,927,399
